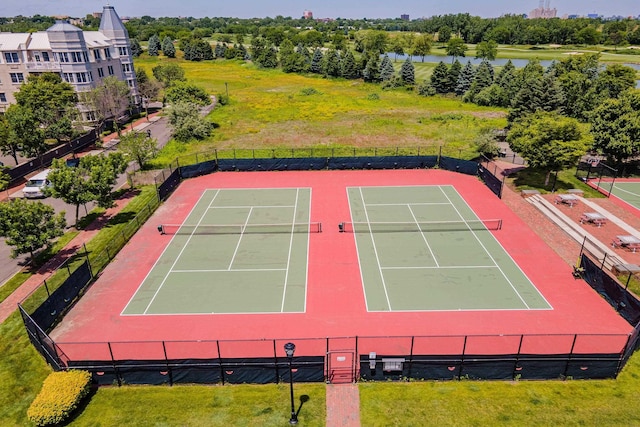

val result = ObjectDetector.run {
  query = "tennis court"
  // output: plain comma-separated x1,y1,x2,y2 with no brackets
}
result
122,188,317,315
346,185,551,311
596,180,640,210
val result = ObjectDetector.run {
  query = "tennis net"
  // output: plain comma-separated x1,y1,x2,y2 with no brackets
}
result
339,219,502,233
158,222,322,235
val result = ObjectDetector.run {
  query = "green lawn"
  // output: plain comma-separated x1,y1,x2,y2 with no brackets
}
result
134,57,507,168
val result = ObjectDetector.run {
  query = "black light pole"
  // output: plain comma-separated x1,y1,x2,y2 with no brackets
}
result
284,342,298,425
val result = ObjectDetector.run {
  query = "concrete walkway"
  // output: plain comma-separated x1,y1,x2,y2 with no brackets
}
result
326,384,360,427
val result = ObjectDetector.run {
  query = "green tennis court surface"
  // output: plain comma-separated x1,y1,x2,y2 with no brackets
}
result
123,188,313,315
600,181,640,210
347,185,551,311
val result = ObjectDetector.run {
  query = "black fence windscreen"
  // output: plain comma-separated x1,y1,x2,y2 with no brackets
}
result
478,165,504,198
439,156,479,176
157,168,180,200
31,261,92,331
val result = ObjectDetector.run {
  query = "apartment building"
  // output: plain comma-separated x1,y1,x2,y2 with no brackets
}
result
0,5,139,121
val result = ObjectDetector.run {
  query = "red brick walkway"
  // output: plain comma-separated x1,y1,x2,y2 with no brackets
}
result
326,384,360,427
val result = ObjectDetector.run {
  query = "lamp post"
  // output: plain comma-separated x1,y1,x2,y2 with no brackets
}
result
284,342,298,425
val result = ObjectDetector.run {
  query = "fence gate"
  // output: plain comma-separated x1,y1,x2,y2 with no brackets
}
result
326,337,357,383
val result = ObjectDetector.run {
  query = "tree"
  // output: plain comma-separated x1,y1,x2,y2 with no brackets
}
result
400,57,415,85
119,131,158,170
362,54,380,83
310,48,323,74
169,101,214,142
183,38,214,61
475,40,498,61
438,26,452,44
430,61,450,94
508,111,592,186
595,64,637,100
148,34,161,56
508,73,564,123
411,34,432,62
83,153,128,209
446,60,462,93
161,36,176,58
152,63,186,88
589,91,640,164
464,59,494,102
165,81,210,106
14,73,77,142
0,166,10,197
389,37,405,61
130,38,143,57
0,198,65,260
446,38,467,62
280,39,307,73
135,69,161,120
322,48,341,77
379,54,395,82
81,76,131,136
341,50,359,79
0,112,22,165
4,103,45,160
455,61,475,96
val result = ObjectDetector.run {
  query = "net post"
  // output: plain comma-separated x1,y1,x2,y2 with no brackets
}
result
563,334,578,379
217,340,225,385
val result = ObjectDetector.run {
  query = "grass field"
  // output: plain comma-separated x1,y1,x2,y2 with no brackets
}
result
134,57,507,168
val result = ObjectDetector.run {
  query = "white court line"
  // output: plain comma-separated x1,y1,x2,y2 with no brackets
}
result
210,205,296,209
281,188,300,312
172,268,287,273
381,265,498,270
121,189,213,315
227,207,254,270
438,187,531,309
366,202,450,206
142,189,221,314
359,187,392,311
408,204,439,268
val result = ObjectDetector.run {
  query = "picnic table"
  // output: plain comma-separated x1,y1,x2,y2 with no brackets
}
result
554,194,579,207
612,235,640,253
580,212,607,227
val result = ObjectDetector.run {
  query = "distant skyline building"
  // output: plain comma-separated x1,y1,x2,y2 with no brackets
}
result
401,14,410,21
529,0,557,18
0,5,138,119
303,10,313,19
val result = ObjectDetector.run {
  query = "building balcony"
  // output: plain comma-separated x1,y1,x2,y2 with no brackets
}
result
24,62,62,72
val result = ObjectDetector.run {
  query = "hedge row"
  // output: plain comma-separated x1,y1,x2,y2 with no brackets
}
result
27,370,92,426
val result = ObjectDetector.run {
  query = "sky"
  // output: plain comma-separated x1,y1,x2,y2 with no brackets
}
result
0,1,638,20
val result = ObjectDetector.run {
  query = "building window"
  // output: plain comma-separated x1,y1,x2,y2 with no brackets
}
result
118,46,128,56
59,52,69,63
4,52,19,63
76,72,87,83
107,65,114,75
88,71,93,82
104,48,111,59
122,63,131,73
63,73,74,83
0,93,6,103
83,52,89,62
127,79,134,87
93,50,101,60
42,52,50,62
97,68,104,77
10,73,24,83
71,52,82,62
86,111,96,121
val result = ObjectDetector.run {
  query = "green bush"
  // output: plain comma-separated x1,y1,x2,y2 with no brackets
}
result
27,370,92,426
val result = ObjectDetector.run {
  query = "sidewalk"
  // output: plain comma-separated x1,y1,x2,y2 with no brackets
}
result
0,112,164,323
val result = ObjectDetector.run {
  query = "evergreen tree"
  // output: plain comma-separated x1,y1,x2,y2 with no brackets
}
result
341,50,359,79
465,59,494,102
310,48,324,74
236,43,248,60
455,61,475,96
362,55,380,83
261,45,279,69
161,36,176,58
296,43,312,66
379,54,395,82
508,76,545,122
400,57,415,85
130,38,142,57
214,43,224,58
279,39,296,72
446,60,462,93
323,48,341,77
147,34,161,56
430,61,450,94
250,37,267,66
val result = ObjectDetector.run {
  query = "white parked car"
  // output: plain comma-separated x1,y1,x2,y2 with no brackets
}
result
23,169,52,199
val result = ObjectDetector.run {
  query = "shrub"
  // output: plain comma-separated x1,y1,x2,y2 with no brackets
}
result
27,370,92,426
